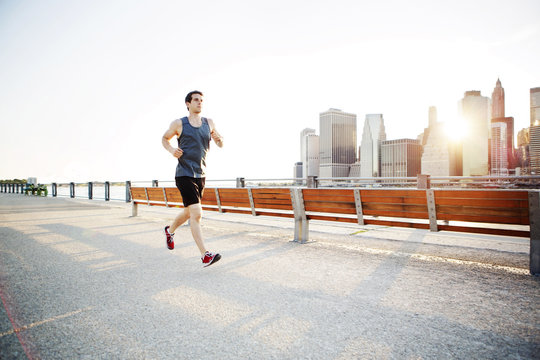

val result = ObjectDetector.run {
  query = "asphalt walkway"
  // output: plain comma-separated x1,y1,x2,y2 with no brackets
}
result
1,194,539,359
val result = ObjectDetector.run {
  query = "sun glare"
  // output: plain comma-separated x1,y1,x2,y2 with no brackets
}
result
444,118,468,141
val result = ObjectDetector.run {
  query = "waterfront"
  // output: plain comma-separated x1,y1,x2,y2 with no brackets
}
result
1,194,539,359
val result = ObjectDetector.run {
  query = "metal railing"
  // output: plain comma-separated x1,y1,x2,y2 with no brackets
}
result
1,175,539,202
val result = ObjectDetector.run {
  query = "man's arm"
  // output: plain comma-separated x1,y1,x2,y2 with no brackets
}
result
207,118,224,148
162,120,184,158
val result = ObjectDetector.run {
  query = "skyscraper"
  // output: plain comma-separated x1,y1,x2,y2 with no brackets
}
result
360,114,386,177
293,161,303,183
421,115,462,176
492,78,505,119
419,106,437,146
517,127,530,174
319,109,357,178
458,91,491,176
530,87,540,126
300,128,320,178
491,117,515,175
530,88,540,174
490,80,514,175
491,121,509,175
530,126,540,174
300,129,319,178
381,139,422,180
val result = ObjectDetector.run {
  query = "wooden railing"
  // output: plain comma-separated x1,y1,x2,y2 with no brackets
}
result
130,186,540,275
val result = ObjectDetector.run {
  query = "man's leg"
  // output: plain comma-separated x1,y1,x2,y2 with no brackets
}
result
187,203,207,256
164,207,190,250
170,207,190,234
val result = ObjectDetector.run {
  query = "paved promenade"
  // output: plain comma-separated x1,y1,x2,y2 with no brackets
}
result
1,193,539,359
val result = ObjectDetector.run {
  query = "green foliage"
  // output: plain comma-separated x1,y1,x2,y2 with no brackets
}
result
23,184,48,196
0,179,27,184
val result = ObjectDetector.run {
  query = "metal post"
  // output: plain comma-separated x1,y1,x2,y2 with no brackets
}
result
215,188,222,213
105,181,110,201
418,174,430,189
307,176,318,188
247,188,256,216
88,182,93,200
152,180,159,187
354,189,365,225
52,183,57,197
126,181,132,202
236,177,245,188
70,182,75,198
162,187,169,207
291,188,309,243
529,191,540,275
426,189,438,232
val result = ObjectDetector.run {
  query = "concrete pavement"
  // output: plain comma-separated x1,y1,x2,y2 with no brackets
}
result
0,193,539,359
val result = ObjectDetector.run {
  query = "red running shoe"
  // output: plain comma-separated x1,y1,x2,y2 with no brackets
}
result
202,251,221,267
164,226,174,250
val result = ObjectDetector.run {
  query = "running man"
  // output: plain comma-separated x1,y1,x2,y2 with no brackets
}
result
161,90,224,267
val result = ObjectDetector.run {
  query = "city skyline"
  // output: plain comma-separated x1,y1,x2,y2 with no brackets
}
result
298,79,540,178
1,1,539,182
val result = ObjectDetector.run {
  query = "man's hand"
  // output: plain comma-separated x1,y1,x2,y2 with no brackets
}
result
172,148,183,158
211,130,223,144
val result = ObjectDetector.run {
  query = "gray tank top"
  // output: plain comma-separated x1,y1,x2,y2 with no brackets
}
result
175,117,211,178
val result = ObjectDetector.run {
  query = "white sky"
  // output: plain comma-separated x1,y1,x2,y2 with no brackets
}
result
1,0,539,183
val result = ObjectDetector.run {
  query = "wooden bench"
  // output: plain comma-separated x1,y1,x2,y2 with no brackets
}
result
130,186,540,274
130,187,294,217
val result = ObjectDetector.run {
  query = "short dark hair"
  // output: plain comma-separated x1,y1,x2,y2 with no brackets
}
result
185,90,203,104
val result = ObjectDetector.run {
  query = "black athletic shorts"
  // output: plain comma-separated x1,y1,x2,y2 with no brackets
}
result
175,176,206,207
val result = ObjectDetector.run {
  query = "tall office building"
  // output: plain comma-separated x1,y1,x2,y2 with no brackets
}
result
381,139,422,180
490,79,514,175
491,117,515,175
419,106,437,146
421,109,462,176
349,161,361,177
490,121,509,175
517,127,530,174
360,114,386,177
319,109,357,177
530,88,540,174
531,126,540,174
530,88,540,126
300,128,319,178
492,78,505,119
293,162,303,183
458,91,491,176
300,128,316,155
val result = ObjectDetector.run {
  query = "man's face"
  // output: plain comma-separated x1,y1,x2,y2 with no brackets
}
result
187,94,203,113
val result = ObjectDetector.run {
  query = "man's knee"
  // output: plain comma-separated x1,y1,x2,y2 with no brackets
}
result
188,203,202,221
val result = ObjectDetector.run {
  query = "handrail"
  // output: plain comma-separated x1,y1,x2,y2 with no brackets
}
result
2,175,539,200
